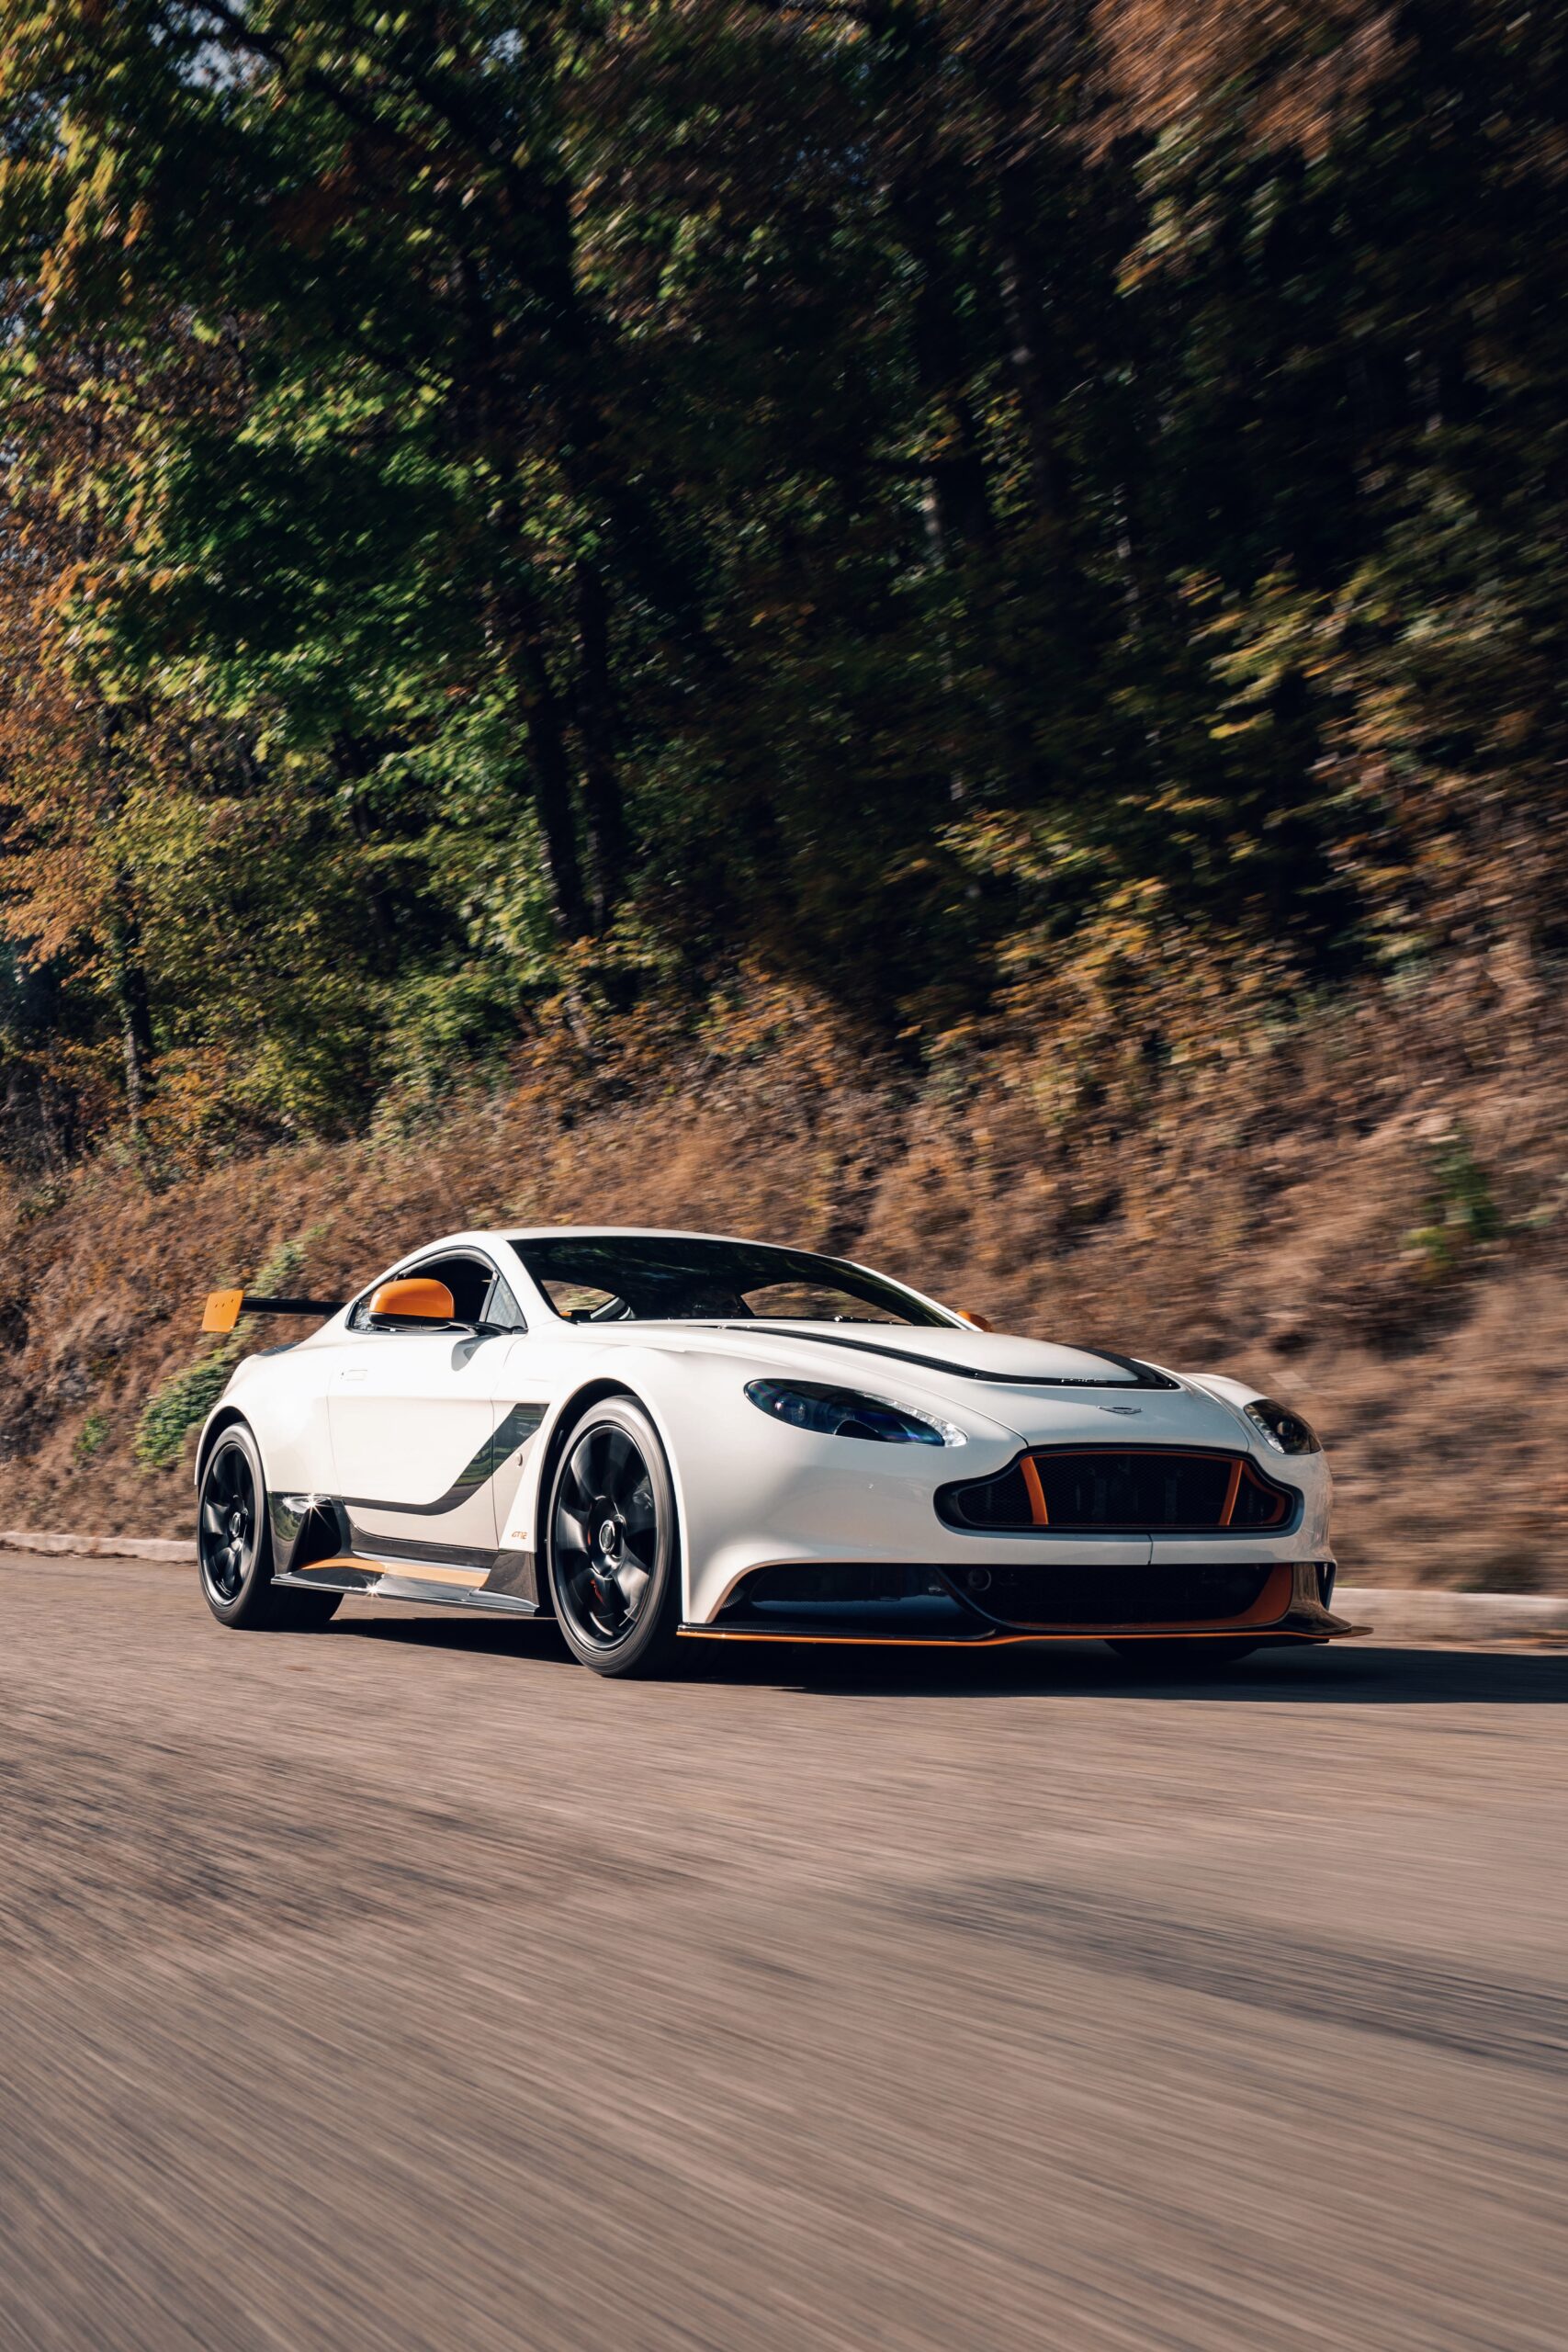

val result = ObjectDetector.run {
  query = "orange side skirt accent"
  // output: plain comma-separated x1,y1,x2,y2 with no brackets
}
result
297,1554,488,1590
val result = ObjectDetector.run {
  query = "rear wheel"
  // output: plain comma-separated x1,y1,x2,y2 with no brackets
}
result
1107,1638,1259,1676
546,1396,682,1677
197,1424,340,1631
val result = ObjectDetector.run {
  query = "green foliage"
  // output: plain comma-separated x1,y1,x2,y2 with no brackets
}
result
132,1239,306,1472
73,1410,107,1464
0,1,1565,1159
1405,1127,1505,1278
132,1356,237,1475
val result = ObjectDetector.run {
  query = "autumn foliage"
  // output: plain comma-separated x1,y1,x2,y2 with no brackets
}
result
0,0,1563,1166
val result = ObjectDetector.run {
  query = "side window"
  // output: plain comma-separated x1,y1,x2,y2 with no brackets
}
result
349,1252,520,1331
410,1254,492,1326
485,1272,528,1332
538,1278,626,1321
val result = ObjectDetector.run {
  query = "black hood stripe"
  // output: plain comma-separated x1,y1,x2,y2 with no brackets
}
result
701,1326,1179,1391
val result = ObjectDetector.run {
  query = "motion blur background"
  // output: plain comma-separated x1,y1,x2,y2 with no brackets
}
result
0,2,1564,1578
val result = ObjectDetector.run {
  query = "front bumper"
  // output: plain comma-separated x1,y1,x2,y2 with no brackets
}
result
681,1558,1366,1647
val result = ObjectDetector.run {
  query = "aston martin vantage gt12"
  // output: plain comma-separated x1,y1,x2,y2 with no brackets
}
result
194,1227,1359,1675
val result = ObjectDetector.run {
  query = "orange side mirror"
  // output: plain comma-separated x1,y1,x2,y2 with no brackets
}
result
956,1309,995,1332
369,1276,456,1324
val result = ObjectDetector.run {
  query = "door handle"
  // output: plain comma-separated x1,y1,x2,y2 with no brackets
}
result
339,1368,367,1384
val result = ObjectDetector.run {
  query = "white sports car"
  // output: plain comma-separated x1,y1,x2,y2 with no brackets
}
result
195,1226,1359,1675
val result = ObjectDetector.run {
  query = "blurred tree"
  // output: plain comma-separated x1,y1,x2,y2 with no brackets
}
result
0,0,1562,1152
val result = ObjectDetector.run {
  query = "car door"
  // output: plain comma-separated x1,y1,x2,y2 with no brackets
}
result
326,1251,521,1564
487,1322,589,1555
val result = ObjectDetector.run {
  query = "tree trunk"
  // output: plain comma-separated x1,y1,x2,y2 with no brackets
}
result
107,878,154,1134
575,559,625,933
513,631,590,943
485,554,591,942
997,229,1064,529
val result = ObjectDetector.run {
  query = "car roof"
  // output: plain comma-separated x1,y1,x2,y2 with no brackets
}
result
428,1226,849,1253
371,1227,950,1323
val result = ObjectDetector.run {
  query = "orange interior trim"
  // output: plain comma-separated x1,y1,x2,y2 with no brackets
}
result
202,1288,243,1335
1019,1455,1050,1526
369,1276,456,1323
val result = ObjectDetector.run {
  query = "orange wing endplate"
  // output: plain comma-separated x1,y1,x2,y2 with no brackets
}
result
202,1288,244,1335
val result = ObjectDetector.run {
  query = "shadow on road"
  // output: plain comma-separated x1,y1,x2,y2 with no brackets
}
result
685,1643,1568,1704
329,1611,1568,1704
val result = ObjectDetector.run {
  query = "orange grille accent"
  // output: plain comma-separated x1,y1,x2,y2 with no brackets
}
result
940,1446,1295,1535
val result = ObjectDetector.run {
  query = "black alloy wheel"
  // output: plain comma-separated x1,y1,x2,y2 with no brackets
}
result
547,1396,681,1676
199,1437,258,1602
197,1424,340,1631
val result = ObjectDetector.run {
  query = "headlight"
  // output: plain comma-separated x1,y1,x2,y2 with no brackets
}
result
1243,1397,1321,1455
744,1379,965,1447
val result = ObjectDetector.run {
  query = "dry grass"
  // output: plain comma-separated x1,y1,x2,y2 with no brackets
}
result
2,971,1563,1589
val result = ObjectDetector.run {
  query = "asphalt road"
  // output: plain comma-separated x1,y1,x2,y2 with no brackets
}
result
4,1556,1566,2352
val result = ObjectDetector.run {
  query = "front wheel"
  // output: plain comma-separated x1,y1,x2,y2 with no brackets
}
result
546,1396,682,1677
197,1423,340,1631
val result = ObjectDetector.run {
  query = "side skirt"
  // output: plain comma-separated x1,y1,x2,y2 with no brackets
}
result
273,1558,541,1618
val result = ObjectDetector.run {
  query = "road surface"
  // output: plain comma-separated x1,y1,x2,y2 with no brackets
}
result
4,1555,1565,2352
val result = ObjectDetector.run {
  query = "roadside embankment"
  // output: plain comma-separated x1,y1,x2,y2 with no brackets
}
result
5,989,1568,1591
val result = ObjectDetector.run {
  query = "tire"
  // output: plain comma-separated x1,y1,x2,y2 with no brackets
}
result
197,1422,341,1632
1107,1638,1259,1676
545,1396,682,1678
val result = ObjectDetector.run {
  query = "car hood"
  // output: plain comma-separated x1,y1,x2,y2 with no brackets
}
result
577,1320,1257,1451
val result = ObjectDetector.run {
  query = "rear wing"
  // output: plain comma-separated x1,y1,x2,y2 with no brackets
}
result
202,1289,344,1335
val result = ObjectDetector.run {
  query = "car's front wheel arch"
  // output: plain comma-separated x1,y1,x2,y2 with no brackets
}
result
541,1391,683,1675
194,1401,251,1493
529,1379,686,1617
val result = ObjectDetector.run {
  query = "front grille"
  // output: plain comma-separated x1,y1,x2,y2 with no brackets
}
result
949,1561,1279,1629
937,1447,1294,1535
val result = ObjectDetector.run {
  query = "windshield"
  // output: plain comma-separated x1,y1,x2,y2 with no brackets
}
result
509,1234,953,1328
